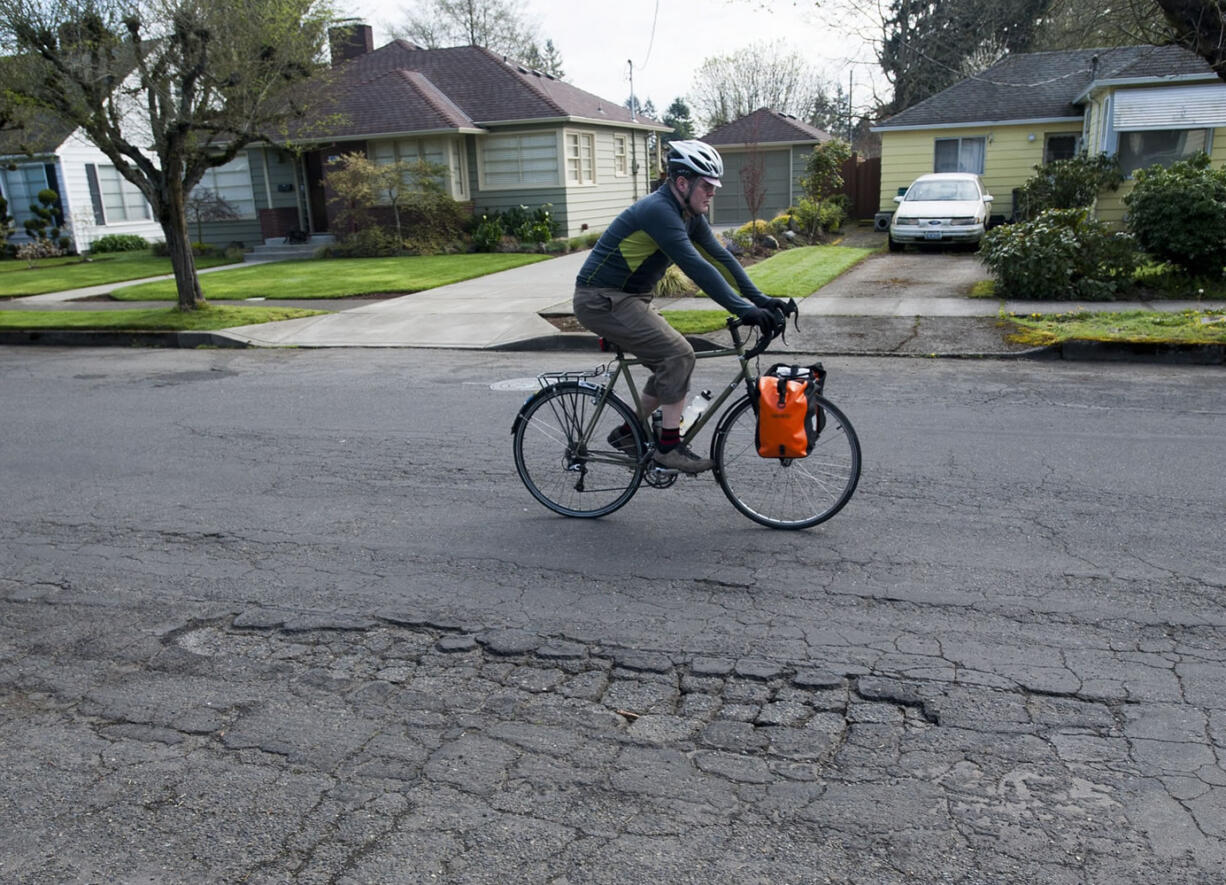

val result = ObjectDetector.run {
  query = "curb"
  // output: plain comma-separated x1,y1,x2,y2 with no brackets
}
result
0,329,250,348
1,327,1222,364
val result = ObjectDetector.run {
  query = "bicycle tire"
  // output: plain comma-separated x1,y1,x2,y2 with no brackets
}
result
512,382,645,519
712,393,861,530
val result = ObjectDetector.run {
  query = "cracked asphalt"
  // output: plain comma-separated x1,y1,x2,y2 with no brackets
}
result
1,347,1224,883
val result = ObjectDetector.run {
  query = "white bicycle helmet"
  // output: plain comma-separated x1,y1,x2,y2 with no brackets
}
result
667,140,723,187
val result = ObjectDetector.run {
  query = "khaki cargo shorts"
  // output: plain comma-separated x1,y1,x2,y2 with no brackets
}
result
573,286,695,404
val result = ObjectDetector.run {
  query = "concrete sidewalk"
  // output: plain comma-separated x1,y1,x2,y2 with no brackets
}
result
218,251,588,349
3,240,1219,359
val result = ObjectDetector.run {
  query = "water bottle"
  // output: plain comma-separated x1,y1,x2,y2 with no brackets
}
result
650,409,662,442
680,389,713,429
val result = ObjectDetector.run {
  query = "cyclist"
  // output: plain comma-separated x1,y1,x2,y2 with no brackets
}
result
573,139,788,474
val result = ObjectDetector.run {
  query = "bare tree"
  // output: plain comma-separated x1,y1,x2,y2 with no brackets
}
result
689,41,832,130
390,0,544,61
1153,0,1226,81
1033,0,1171,49
0,0,334,310
740,118,768,248
185,189,239,245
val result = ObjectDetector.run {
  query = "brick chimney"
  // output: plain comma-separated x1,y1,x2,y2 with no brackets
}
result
329,23,374,66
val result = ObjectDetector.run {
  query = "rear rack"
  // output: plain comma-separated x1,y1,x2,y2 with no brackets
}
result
537,365,609,388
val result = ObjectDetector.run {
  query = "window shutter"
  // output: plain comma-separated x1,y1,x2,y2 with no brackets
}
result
84,164,106,225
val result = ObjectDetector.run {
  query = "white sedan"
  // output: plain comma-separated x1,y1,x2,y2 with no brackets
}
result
888,173,994,252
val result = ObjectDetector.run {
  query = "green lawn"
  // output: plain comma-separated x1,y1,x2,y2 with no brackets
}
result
1006,309,1226,346
745,246,876,299
111,252,551,300
0,304,326,331
0,251,236,297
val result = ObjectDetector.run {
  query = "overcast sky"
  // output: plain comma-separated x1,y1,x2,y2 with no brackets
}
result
347,0,882,121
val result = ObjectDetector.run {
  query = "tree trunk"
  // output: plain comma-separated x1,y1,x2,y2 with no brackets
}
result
161,181,204,311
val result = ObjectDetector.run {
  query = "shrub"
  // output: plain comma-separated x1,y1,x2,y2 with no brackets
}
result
729,219,770,250
399,192,470,253
23,188,63,242
818,199,846,232
979,208,1140,300
472,203,558,250
799,139,852,202
1125,153,1226,278
472,215,505,252
320,226,402,258
91,233,150,253
790,197,845,239
1014,153,1123,221
653,265,697,297
16,238,64,266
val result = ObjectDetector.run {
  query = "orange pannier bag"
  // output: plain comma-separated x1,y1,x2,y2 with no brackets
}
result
755,363,825,459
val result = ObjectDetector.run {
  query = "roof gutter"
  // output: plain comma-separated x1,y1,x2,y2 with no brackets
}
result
1072,72,1219,105
871,116,1082,133
701,140,820,150
482,115,671,132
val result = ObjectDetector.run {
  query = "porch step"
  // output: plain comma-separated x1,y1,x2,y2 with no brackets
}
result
245,234,335,262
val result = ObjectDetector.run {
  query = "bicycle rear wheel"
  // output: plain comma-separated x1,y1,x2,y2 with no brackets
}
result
512,382,645,518
712,394,861,530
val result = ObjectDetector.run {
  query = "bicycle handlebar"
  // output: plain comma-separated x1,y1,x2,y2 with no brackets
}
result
727,298,799,359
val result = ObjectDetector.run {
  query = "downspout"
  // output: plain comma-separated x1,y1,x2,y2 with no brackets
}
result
296,155,313,233
260,150,274,215
631,131,639,199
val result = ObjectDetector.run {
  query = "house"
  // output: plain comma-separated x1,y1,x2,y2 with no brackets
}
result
870,44,1226,225
0,24,671,251
701,107,833,225
0,112,166,250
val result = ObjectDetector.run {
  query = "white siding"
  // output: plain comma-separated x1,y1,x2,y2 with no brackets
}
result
57,131,164,250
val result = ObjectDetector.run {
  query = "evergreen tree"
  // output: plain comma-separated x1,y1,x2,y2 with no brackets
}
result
22,189,62,243
522,38,565,78
0,192,13,251
663,98,695,140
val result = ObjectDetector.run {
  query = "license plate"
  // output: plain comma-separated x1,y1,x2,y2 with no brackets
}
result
924,231,942,240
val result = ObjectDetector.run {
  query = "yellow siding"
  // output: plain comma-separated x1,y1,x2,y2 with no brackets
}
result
879,122,1082,218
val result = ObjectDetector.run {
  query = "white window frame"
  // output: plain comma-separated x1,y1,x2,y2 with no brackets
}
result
565,129,596,186
477,130,560,191
371,136,468,200
1115,128,1213,176
612,134,629,177
96,165,152,223
933,136,985,174
191,153,256,219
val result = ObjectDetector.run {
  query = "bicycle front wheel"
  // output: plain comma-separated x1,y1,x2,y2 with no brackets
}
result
512,382,645,519
712,394,861,530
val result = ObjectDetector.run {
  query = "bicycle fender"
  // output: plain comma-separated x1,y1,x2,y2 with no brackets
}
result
510,381,585,436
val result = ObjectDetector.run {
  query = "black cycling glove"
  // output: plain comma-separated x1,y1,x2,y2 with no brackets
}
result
741,307,784,336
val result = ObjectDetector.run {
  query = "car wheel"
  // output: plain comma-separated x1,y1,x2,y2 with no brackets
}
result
888,235,903,253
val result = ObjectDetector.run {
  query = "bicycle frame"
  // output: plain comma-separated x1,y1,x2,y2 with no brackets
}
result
515,311,862,528
543,320,763,458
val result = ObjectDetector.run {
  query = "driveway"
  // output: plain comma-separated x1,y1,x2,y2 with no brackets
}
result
814,229,991,307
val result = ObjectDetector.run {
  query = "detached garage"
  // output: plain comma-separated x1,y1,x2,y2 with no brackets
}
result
702,107,833,226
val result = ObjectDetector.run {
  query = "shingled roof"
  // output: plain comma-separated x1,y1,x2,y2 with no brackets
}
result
310,41,662,141
875,44,1217,130
0,112,76,158
702,107,832,146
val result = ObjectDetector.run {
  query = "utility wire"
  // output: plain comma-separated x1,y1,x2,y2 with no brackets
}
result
639,0,660,71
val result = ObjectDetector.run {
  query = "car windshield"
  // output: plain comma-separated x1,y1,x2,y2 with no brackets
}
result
906,180,980,201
